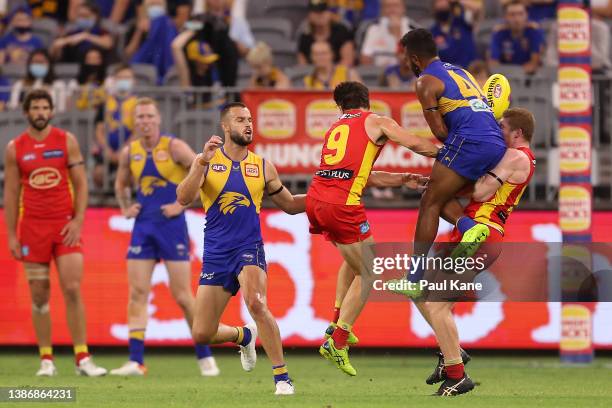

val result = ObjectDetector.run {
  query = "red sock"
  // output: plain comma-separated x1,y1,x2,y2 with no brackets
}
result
40,354,53,361
75,352,90,365
332,307,340,324
331,327,350,349
445,363,464,380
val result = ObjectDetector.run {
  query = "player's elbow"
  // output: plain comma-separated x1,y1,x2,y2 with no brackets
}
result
472,190,490,202
176,189,193,207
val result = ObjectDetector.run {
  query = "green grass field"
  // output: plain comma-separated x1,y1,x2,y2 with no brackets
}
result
1,350,611,407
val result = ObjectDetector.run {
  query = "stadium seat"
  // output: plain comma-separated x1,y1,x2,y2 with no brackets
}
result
0,111,27,169
1,64,24,84
31,17,59,48
172,110,220,151
163,66,180,86
249,17,293,43
263,0,308,34
356,65,383,88
285,65,313,88
237,61,252,88
52,110,97,157
483,0,503,20
475,18,499,60
513,93,555,149
110,63,158,87
268,39,298,68
54,64,79,81
405,0,432,21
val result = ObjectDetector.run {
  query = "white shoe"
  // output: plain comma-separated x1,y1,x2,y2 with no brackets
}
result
75,356,107,377
275,380,295,395
36,359,57,376
239,323,257,372
109,361,146,376
198,356,220,377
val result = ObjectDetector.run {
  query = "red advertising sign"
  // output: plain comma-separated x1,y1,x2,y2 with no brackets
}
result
2,209,612,349
242,90,436,175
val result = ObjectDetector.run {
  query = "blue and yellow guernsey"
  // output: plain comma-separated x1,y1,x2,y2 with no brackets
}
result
200,148,265,256
129,135,187,222
423,60,505,147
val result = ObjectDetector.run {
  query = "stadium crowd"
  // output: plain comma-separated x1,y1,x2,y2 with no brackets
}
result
0,0,611,195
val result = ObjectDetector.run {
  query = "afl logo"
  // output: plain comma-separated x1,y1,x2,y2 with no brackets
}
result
493,84,502,99
29,167,61,189
211,163,227,172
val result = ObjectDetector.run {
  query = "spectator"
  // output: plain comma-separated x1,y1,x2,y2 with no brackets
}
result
298,0,355,67
524,0,557,22
379,43,416,90
93,64,138,188
8,48,67,112
430,0,481,69
204,0,254,57
51,1,113,63
0,7,44,65
468,60,491,89
593,0,612,18
327,0,376,28
0,70,10,111
130,0,178,84
245,42,290,89
67,47,107,110
27,0,72,23
489,0,544,75
359,0,416,67
90,0,137,24
304,40,361,90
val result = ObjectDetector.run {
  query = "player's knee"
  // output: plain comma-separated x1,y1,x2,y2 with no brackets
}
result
62,283,81,304
172,291,193,311
244,295,268,319
129,285,149,304
192,326,216,344
31,291,50,312
423,301,444,314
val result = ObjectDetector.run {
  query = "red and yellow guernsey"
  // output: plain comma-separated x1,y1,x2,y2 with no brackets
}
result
308,109,383,206
14,127,74,220
464,146,536,234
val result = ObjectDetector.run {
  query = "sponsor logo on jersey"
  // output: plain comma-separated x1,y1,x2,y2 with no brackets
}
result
245,163,259,177
23,153,36,161
34,144,45,148
315,168,354,180
155,150,170,162
468,99,492,113
132,154,143,161
359,221,370,234
211,163,227,172
22,246,29,256
42,149,64,159
340,112,362,119
29,167,61,189
218,192,251,215
140,176,168,196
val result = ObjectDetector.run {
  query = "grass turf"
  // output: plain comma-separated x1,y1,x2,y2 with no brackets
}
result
1,350,611,407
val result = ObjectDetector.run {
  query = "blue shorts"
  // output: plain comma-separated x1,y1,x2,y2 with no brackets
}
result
127,217,190,261
200,242,267,295
437,135,506,181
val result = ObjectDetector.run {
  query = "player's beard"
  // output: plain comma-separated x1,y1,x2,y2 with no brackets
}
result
229,129,252,147
28,116,50,131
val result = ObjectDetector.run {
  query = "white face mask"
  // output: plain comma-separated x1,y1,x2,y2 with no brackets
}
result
147,5,166,19
115,78,133,94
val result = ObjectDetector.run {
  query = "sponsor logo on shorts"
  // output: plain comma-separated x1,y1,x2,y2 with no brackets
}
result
176,244,187,256
42,149,64,159
23,153,36,161
218,192,251,215
128,246,142,255
201,272,215,280
211,163,227,173
22,246,29,256
29,167,61,189
245,163,259,177
242,253,254,262
315,168,354,180
360,221,370,234
132,154,143,161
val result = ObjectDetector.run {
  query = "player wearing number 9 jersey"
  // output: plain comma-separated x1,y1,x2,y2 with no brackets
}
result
307,82,439,377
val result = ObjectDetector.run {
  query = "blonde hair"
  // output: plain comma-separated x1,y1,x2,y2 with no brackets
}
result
135,97,159,109
246,42,273,66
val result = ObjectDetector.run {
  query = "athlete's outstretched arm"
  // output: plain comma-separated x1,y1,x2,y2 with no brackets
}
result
62,132,88,247
264,160,305,215
415,75,448,142
3,141,22,259
176,135,223,205
376,116,440,158
367,171,429,192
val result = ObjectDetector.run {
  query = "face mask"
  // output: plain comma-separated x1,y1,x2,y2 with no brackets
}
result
147,5,166,19
83,64,102,77
76,18,96,30
184,20,204,31
435,10,451,22
14,26,32,35
115,79,133,93
29,63,49,79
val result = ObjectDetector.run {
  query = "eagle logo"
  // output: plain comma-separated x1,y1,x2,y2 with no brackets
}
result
140,176,168,196
218,192,251,215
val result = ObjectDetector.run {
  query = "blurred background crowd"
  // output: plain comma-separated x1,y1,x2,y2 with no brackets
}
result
0,0,611,205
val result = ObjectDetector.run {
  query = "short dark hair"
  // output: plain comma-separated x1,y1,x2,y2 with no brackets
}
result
503,0,526,12
333,82,370,111
113,63,132,76
221,102,248,121
400,29,438,58
22,89,54,112
503,107,534,142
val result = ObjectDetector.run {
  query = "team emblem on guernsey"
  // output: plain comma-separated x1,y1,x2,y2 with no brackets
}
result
140,176,168,196
218,192,251,215
29,167,61,189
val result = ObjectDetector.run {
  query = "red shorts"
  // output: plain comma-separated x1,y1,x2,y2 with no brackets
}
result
442,225,504,269
19,218,83,263
306,196,372,245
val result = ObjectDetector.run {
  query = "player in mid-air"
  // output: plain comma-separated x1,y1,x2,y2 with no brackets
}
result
307,81,440,376
176,102,306,396
400,28,507,266
411,107,536,396
110,98,218,376
3,89,107,376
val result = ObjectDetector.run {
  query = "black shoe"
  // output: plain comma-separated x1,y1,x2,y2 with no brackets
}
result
435,374,475,396
426,349,471,385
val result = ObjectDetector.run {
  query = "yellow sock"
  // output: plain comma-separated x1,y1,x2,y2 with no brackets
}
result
74,344,88,355
334,299,342,309
39,346,52,358
235,327,244,344
337,320,353,332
